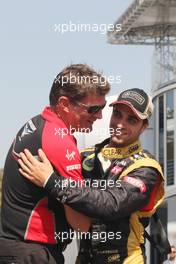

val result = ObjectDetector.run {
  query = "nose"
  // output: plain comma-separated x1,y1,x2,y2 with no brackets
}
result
116,118,126,129
116,123,123,128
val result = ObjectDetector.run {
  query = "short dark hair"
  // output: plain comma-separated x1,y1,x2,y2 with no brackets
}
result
49,64,110,106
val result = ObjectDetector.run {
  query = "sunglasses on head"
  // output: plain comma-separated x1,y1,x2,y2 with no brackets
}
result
73,101,106,114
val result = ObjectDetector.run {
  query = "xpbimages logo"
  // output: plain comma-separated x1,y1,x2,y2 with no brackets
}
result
54,21,121,35
55,230,122,243
54,178,122,191
54,126,122,138
54,72,121,86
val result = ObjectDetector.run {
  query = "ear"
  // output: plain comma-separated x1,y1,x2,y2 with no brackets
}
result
56,96,70,113
140,120,149,135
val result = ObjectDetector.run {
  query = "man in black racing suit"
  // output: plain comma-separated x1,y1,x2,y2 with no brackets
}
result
18,88,165,264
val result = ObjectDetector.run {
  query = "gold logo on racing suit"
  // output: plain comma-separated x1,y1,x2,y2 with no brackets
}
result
108,254,120,262
101,141,142,159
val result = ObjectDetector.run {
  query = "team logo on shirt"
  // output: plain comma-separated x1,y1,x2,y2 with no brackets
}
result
66,164,81,171
19,120,36,141
65,149,76,160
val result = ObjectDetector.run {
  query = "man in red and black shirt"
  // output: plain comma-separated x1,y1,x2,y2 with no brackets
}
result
0,64,110,264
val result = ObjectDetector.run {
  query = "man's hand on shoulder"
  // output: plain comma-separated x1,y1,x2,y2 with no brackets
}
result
18,148,54,187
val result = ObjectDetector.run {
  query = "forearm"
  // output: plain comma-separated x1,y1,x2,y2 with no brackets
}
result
44,172,152,220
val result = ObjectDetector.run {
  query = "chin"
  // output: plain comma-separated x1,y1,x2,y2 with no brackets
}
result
86,123,93,132
87,125,93,133
111,136,125,146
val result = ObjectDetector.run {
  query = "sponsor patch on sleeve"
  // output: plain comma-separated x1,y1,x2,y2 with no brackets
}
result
122,176,146,193
66,163,81,171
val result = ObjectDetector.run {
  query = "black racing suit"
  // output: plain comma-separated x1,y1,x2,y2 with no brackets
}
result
44,138,164,264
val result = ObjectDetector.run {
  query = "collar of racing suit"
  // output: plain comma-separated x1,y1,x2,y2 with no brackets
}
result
101,140,142,159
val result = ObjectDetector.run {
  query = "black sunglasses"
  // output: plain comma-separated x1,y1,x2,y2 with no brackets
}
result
73,101,106,114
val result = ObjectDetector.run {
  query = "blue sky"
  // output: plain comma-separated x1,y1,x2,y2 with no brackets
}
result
0,0,154,167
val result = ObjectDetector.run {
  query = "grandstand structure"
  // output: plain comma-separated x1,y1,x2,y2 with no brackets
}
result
107,0,176,89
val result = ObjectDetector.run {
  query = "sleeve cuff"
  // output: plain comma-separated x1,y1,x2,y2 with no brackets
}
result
43,175,52,187
44,172,60,194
